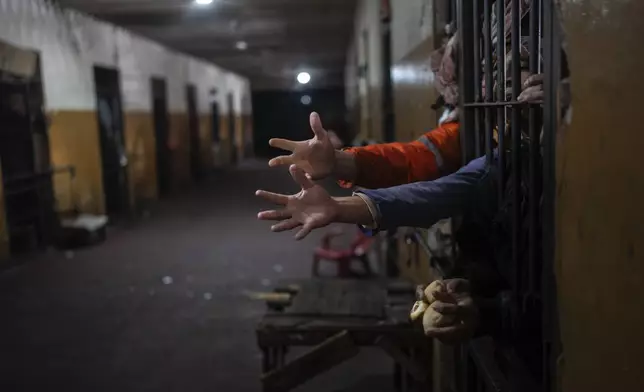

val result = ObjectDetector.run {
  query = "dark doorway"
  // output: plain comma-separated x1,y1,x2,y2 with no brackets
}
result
211,101,220,144
227,93,237,164
0,60,57,253
252,88,346,158
186,84,201,180
93,66,128,218
380,0,395,143
152,78,171,196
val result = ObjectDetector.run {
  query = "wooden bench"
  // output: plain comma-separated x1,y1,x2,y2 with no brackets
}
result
256,279,433,392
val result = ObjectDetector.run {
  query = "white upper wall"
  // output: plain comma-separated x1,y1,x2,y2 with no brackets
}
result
391,0,434,63
346,0,382,108
0,0,251,114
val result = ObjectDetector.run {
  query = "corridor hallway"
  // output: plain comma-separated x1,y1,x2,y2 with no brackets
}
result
0,161,393,392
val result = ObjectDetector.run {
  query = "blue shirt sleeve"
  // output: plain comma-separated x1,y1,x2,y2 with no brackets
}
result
357,155,496,231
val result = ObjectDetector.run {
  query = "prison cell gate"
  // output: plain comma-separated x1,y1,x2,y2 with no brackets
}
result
408,0,563,391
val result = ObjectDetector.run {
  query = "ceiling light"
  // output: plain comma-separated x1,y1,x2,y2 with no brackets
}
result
297,72,311,85
235,41,248,51
195,0,213,5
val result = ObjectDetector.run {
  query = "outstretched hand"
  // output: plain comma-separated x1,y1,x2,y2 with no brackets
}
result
268,112,336,180
256,165,338,240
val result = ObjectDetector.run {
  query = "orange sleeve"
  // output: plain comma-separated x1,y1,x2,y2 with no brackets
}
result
338,122,461,189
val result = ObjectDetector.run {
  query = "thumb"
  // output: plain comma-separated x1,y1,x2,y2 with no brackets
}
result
289,165,315,190
310,112,327,140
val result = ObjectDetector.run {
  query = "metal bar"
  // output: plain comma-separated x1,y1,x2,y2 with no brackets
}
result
541,1,560,391
527,0,541,304
510,0,522,330
464,100,543,108
495,0,506,206
484,0,494,164
458,0,476,164
473,0,482,157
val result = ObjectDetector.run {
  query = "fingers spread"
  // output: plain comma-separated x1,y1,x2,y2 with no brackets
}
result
309,112,327,139
272,219,301,232
255,190,289,205
289,165,315,190
294,223,314,241
269,138,297,152
268,155,294,167
257,210,291,221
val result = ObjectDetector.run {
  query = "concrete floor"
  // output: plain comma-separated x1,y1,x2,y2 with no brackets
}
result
0,160,395,392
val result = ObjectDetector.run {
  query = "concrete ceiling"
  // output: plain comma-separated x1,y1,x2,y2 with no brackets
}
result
55,0,358,90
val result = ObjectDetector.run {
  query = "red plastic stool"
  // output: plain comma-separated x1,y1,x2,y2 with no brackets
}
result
312,228,374,278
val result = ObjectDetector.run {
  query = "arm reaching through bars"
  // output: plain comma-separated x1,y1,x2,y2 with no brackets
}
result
256,165,374,240
268,112,462,190
256,155,498,240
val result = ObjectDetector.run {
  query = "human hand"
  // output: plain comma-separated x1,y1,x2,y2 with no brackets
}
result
518,73,544,103
422,278,479,344
256,165,338,240
268,112,336,180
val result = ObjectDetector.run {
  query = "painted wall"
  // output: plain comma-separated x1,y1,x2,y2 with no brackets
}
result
0,0,251,217
390,0,435,63
345,0,441,144
345,0,382,142
557,1,644,391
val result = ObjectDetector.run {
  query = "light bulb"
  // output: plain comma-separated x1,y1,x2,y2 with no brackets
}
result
297,72,311,84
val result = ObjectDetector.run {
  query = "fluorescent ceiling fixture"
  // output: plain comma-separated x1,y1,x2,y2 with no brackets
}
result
195,0,213,5
301,95,312,105
297,72,311,85
236,41,248,50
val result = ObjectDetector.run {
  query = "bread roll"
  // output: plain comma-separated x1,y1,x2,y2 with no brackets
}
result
423,301,457,329
424,280,446,304
410,300,429,321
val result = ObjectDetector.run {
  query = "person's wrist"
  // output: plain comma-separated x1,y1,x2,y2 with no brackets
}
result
332,196,374,226
328,197,342,223
333,150,357,181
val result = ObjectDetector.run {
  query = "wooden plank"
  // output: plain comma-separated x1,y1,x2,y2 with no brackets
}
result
262,330,360,392
287,279,387,318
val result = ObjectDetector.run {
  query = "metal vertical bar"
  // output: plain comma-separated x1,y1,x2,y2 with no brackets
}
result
542,1,560,391
510,0,522,314
473,0,483,157
527,0,541,302
495,0,506,205
458,0,476,164
484,0,494,164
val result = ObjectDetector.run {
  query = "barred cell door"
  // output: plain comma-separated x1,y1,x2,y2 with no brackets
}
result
452,0,563,391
